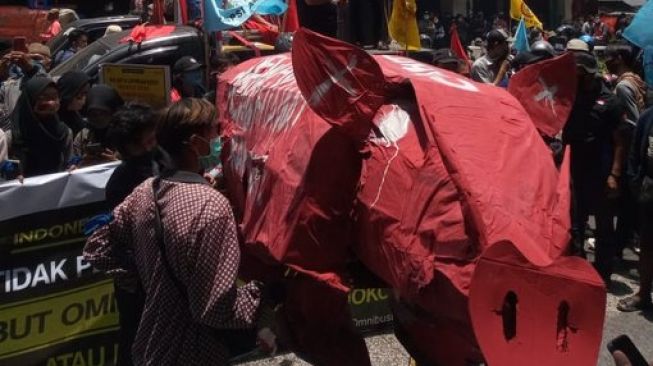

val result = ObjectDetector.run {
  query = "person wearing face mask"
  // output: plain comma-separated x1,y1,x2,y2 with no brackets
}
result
7,76,72,178
103,102,162,366
563,51,627,284
57,71,90,136
170,56,206,103
84,98,269,366
471,29,511,86
74,84,124,166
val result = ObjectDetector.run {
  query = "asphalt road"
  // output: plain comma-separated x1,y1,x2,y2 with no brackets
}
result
240,248,653,366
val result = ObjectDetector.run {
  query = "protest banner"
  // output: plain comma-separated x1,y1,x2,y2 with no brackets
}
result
0,164,119,366
348,288,393,333
0,163,392,365
100,64,170,108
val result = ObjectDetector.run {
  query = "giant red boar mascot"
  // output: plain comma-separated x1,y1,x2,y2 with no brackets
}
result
216,28,606,366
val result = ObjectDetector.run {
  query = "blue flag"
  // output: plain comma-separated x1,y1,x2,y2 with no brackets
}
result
624,0,653,48
253,0,287,15
204,0,288,32
513,17,530,53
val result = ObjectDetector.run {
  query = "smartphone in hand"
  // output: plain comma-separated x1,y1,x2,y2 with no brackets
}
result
608,335,649,366
12,37,27,53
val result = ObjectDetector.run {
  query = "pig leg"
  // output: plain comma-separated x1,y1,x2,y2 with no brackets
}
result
281,276,372,366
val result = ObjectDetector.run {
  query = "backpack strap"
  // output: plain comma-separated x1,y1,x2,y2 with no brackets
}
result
151,177,188,298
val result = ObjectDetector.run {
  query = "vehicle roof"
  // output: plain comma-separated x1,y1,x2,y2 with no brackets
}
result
50,25,202,76
62,15,142,30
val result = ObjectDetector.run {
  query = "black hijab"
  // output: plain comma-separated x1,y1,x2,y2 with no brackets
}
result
57,71,89,135
11,76,71,177
87,84,124,118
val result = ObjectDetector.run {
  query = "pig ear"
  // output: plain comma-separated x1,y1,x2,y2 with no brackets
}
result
291,28,387,139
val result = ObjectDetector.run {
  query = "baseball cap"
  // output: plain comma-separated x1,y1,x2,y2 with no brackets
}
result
574,52,598,74
566,39,590,53
487,29,509,45
173,56,202,73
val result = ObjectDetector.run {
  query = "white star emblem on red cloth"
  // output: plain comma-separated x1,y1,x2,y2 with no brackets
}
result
309,54,360,107
534,77,559,117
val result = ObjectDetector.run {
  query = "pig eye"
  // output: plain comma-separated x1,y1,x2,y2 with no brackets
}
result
557,301,571,352
502,291,518,341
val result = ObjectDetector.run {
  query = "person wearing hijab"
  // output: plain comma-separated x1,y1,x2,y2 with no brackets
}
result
57,71,90,136
9,76,72,177
74,84,124,166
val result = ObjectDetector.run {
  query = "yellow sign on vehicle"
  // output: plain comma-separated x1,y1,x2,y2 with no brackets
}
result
100,64,170,108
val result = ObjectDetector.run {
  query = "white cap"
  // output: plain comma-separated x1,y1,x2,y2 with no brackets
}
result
566,39,590,53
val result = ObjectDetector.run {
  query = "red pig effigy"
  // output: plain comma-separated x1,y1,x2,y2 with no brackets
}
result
217,29,607,366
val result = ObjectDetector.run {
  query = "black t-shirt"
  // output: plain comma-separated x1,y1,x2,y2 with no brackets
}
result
105,154,157,209
564,78,623,145
297,0,337,38
563,78,624,178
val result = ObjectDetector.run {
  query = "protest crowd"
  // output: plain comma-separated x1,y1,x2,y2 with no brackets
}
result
1,0,653,365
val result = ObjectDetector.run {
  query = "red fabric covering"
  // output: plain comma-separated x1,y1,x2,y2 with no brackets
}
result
217,28,605,365
469,241,606,366
120,25,176,44
281,278,372,366
218,54,361,291
292,28,386,139
508,52,578,138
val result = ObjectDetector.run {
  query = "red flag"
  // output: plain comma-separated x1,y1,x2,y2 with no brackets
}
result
450,24,470,63
244,18,280,44
508,52,578,137
292,28,387,139
177,0,189,24
152,0,165,25
120,25,176,44
600,14,618,34
283,0,300,32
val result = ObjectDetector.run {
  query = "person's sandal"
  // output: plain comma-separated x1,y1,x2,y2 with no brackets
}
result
617,295,653,312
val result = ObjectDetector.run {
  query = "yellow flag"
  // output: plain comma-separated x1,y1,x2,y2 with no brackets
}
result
388,0,420,50
510,0,543,29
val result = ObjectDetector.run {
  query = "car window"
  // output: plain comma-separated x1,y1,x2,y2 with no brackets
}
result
50,32,124,76
121,46,182,68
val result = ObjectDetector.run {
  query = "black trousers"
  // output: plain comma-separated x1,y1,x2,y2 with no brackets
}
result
571,173,617,281
115,284,144,366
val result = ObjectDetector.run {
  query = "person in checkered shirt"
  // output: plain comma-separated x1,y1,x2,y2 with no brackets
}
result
84,98,264,365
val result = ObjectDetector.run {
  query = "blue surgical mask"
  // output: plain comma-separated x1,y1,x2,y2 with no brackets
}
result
197,136,222,171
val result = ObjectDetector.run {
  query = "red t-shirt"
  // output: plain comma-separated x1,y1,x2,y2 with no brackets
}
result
40,20,62,42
